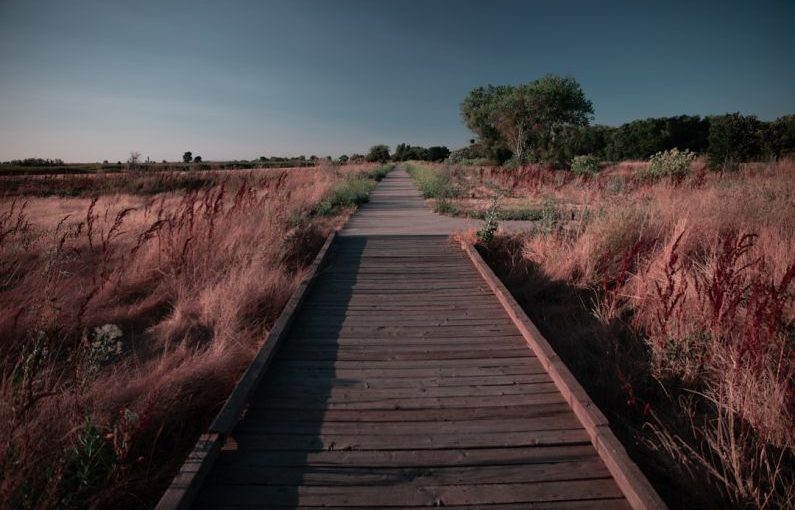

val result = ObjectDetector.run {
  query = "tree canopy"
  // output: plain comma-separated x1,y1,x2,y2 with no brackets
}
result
392,143,451,162
365,144,390,163
461,75,593,163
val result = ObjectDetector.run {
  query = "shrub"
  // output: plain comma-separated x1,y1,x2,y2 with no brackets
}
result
405,164,456,200
570,155,600,175
476,198,499,243
645,148,696,179
368,163,394,182
434,199,460,215
315,176,375,215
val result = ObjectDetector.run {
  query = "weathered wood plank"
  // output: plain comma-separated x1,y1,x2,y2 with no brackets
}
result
264,373,552,389
250,392,567,410
212,443,600,468
197,478,624,507
265,364,547,379
236,415,582,435
225,428,590,451
197,502,632,510
244,403,576,423
275,347,534,361
207,457,610,486
256,382,560,401
271,357,538,369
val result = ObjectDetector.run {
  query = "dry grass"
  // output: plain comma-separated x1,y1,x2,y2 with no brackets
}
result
0,163,376,508
457,160,795,508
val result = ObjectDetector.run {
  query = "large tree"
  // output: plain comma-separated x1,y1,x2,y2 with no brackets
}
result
460,85,513,163
366,144,390,163
461,75,593,163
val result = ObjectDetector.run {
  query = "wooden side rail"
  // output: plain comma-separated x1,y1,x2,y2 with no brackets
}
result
155,231,339,510
462,242,667,510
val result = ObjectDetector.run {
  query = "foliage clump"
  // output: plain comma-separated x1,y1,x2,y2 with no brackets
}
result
461,75,593,164
476,198,499,243
405,164,456,200
570,154,600,175
645,148,696,179
315,176,375,215
365,144,390,163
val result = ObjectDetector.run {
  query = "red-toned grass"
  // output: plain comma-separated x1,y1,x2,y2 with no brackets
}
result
0,164,375,508
462,160,794,508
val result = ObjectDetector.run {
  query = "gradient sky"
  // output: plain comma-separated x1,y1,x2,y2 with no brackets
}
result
1,0,793,162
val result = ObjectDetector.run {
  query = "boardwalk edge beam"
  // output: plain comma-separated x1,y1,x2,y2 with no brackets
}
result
461,241,667,510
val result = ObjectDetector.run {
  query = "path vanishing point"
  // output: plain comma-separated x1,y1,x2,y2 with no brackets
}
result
157,167,666,509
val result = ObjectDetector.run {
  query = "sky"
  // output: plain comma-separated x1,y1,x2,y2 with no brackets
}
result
0,0,793,162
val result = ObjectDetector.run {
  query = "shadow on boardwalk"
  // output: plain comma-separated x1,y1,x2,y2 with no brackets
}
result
200,238,365,506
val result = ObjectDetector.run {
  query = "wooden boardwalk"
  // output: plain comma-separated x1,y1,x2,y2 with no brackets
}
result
160,168,664,509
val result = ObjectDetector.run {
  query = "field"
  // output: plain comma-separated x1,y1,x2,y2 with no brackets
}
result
1,158,792,509
0,163,389,508
408,160,795,508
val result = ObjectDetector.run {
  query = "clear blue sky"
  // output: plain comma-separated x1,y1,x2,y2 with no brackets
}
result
1,0,793,162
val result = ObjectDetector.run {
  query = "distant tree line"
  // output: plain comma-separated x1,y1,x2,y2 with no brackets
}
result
392,144,451,162
460,75,795,168
4,158,65,166
363,144,451,164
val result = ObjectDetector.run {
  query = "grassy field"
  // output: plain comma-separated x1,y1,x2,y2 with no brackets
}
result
407,159,795,508
0,162,391,508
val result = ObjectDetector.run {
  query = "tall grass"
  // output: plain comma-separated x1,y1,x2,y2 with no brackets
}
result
0,163,375,508
466,160,795,508
313,163,393,216
405,163,456,200
368,163,395,182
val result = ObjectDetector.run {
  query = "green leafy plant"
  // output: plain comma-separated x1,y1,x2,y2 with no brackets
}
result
570,154,600,175
368,163,394,181
645,148,696,179
58,412,116,509
476,198,500,243
315,176,375,215
405,164,456,200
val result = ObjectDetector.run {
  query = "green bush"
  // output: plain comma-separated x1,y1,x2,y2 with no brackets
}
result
434,199,460,215
368,164,394,181
315,176,375,215
58,412,115,509
365,144,390,163
570,155,600,175
476,198,500,243
405,164,456,200
645,148,696,178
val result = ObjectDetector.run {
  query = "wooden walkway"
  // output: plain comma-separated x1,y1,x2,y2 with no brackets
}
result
159,168,664,509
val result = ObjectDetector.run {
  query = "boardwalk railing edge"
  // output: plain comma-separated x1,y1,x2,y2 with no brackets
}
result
461,242,667,510
155,231,339,510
